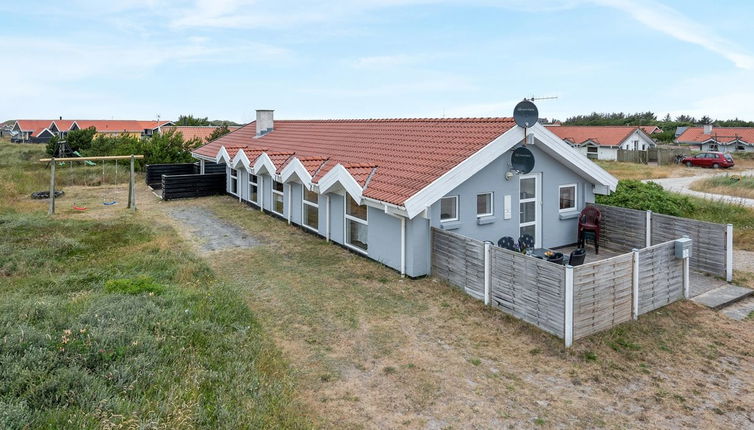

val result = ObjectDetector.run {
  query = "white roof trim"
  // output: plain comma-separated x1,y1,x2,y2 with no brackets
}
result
253,152,277,175
216,146,231,164
403,124,618,219
231,149,252,171
280,157,313,189
318,164,362,202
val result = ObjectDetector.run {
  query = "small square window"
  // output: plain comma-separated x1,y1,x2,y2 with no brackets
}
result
440,196,458,222
476,192,493,217
559,185,577,212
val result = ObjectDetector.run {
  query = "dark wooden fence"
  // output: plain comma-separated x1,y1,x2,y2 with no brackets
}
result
161,173,226,201
203,161,226,174
146,163,196,188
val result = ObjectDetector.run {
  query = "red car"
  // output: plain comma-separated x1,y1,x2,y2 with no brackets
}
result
681,152,735,169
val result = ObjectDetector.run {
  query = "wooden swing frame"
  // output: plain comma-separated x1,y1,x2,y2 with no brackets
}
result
39,155,145,215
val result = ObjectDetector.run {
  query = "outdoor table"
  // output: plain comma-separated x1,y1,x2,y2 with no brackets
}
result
527,248,569,265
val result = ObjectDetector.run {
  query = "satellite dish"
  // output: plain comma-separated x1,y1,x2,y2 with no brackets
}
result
513,100,539,128
511,147,535,174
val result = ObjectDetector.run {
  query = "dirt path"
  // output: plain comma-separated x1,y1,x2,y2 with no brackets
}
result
648,169,754,207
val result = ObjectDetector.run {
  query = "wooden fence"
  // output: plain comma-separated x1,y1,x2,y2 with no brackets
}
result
589,203,647,251
161,173,226,201
617,150,648,164
431,228,485,300
432,228,692,346
651,213,728,279
638,241,684,315
146,163,196,188
489,246,566,338
572,253,633,340
617,148,690,165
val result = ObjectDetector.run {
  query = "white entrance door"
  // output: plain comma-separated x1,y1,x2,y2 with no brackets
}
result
519,173,542,248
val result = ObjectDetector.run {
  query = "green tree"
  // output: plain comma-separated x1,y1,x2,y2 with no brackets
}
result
175,115,210,126
45,135,59,156
66,126,97,152
206,124,231,142
142,129,197,164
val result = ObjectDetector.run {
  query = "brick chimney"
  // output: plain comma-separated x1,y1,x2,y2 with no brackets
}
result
256,110,274,136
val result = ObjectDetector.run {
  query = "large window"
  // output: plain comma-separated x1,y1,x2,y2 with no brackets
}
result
476,192,493,218
559,184,577,212
586,146,598,159
302,188,319,231
345,195,368,252
272,180,284,215
440,196,458,222
229,169,238,195
249,174,258,204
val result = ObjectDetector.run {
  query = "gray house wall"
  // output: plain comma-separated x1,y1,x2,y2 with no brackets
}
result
406,216,431,277
428,144,595,249
366,207,401,270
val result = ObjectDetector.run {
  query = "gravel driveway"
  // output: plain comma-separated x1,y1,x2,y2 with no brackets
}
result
648,169,754,207
167,206,261,252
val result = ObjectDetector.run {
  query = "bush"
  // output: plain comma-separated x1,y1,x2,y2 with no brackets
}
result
104,277,165,295
596,180,695,216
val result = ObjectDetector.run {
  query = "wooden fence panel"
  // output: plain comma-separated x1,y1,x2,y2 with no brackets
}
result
651,213,726,278
617,150,648,164
572,253,633,340
589,203,647,251
489,247,566,338
203,161,227,174
146,163,196,188
161,173,226,200
431,228,485,300
638,241,684,315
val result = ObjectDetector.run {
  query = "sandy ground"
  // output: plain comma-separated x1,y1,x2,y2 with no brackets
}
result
45,184,754,429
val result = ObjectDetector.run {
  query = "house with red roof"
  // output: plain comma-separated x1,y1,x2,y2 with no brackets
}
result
676,125,754,152
161,126,241,143
10,119,173,143
192,109,617,277
545,126,656,161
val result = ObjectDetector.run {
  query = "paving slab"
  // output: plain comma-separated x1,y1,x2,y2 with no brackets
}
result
721,297,754,321
691,285,754,310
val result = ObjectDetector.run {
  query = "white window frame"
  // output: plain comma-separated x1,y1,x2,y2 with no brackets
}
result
519,173,542,248
301,187,319,232
476,192,494,218
248,173,259,206
344,194,368,254
558,184,578,213
440,195,459,222
271,180,285,216
229,168,238,196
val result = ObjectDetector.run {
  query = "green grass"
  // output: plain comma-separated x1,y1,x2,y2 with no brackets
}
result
0,141,312,429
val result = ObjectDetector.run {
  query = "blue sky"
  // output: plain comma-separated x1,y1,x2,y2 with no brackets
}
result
2,0,754,123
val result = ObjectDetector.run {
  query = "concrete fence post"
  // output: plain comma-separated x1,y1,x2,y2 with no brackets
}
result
483,242,491,305
726,224,734,282
564,265,574,347
632,248,640,319
645,210,652,248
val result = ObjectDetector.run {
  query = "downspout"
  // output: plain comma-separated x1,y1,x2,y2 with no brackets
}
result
325,194,330,242
287,183,292,224
400,216,406,277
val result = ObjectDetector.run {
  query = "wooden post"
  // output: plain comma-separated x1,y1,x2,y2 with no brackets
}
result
127,155,135,210
564,265,574,348
49,158,56,215
483,242,491,305
632,248,640,319
726,224,733,282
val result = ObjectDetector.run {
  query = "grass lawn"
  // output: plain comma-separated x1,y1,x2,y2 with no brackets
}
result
0,143,311,429
689,174,754,200
597,159,754,181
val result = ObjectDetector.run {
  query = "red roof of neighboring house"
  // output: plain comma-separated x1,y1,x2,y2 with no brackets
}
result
162,126,241,142
194,118,517,206
546,126,645,147
14,120,54,137
640,125,662,134
74,120,172,133
52,120,77,131
676,127,754,144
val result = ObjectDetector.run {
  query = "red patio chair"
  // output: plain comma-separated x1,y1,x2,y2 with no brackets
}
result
577,206,602,254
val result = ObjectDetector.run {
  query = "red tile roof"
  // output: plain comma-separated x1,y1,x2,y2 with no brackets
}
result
194,118,517,206
14,120,54,137
676,127,754,144
74,120,171,133
546,126,644,147
640,125,662,134
162,125,241,142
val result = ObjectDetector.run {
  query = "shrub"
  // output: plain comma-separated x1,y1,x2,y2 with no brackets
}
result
104,277,165,295
596,180,695,216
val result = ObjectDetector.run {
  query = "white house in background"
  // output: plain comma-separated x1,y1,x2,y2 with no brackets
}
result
545,126,657,161
676,125,754,152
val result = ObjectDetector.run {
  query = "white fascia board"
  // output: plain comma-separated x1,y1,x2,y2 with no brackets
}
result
69,121,79,131
530,123,618,194
253,152,276,175
280,157,313,189
318,163,363,202
215,146,231,164
191,152,216,162
403,126,524,218
231,149,252,171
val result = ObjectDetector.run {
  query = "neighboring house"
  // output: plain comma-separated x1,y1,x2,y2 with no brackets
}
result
674,126,689,139
192,110,618,277
9,119,173,142
546,126,657,161
162,125,241,142
640,125,662,135
74,120,173,138
10,120,58,143
676,125,754,152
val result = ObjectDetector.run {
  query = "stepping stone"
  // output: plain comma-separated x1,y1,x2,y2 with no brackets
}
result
692,285,754,310
721,297,754,321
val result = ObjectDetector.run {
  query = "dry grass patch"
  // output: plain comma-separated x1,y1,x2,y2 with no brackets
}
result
690,174,754,200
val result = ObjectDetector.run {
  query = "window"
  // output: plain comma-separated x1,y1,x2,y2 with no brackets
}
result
229,169,238,195
302,188,319,231
559,184,577,212
440,196,458,222
476,192,493,217
249,174,258,204
272,180,284,215
345,195,368,252
586,146,598,160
